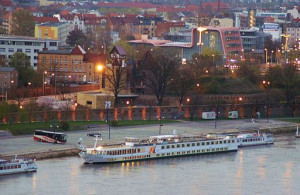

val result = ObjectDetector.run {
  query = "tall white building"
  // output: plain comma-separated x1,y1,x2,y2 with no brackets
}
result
0,35,59,69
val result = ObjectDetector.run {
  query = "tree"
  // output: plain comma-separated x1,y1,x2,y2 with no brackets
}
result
105,60,127,107
11,9,34,36
0,56,6,67
236,60,260,84
168,65,195,107
140,48,180,106
187,48,223,76
9,52,35,87
0,26,7,35
66,29,87,47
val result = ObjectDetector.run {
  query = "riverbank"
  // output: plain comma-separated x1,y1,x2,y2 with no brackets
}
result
0,119,298,161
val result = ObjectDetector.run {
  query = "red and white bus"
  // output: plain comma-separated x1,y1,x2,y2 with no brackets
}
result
34,130,68,144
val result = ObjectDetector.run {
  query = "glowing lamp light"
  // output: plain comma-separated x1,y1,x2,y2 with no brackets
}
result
197,27,207,46
97,65,103,71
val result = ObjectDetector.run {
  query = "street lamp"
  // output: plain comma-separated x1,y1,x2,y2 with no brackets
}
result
263,80,271,123
97,64,103,90
265,48,268,69
52,73,56,98
10,80,14,99
43,71,47,95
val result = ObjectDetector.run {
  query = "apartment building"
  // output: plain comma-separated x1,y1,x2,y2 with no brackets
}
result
0,35,59,69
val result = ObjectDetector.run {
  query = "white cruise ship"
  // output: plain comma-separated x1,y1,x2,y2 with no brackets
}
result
235,132,274,147
0,156,37,176
79,133,239,164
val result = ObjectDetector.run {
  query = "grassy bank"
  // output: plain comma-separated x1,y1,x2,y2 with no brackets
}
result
275,117,300,124
0,120,179,136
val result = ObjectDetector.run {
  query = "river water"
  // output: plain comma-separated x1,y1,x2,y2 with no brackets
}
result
1,134,300,195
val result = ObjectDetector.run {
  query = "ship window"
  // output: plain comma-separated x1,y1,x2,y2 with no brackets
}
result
207,149,210,152
215,141,218,144
202,150,205,152
211,141,214,145
187,151,190,154
212,149,215,151
224,141,226,144
157,154,160,157
177,152,180,155
182,144,185,147
137,149,140,153
0,167,2,170
202,142,205,145
232,140,235,143
171,145,175,148
220,141,222,144
166,145,170,149
161,146,164,149
220,148,223,151
228,140,231,143
187,144,190,147
177,144,180,148
207,142,210,145
192,143,195,146
197,143,200,146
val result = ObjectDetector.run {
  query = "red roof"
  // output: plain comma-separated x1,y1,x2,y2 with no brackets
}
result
0,0,13,6
33,16,59,24
71,46,86,55
60,10,71,15
98,2,157,9
84,53,106,65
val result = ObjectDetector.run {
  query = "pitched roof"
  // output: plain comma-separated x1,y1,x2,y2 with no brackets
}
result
33,16,59,24
0,0,13,6
84,53,106,65
114,45,127,56
70,45,86,55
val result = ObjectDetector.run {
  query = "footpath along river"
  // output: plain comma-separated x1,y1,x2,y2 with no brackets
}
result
1,134,300,195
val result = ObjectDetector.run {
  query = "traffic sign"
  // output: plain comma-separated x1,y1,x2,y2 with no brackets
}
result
105,101,111,109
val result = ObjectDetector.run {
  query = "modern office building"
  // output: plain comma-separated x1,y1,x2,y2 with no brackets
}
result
35,22,70,45
182,26,244,62
129,26,244,63
240,29,270,54
0,35,59,69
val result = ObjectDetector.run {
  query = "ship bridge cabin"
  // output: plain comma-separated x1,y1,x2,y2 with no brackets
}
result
125,137,140,146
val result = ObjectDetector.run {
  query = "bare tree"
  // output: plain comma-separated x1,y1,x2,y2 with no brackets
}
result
105,59,127,107
169,65,195,107
139,48,180,106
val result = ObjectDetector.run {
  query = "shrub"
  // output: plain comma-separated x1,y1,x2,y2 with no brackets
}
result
59,121,70,131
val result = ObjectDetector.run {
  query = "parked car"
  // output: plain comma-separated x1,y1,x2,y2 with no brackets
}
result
87,132,102,137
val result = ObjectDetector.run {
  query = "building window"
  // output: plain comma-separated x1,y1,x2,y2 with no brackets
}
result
60,59,62,64
65,60,68,64
0,48,5,52
8,48,14,52
34,63,37,67
75,60,78,64
16,48,22,52
50,42,57,47
34,56,37,60
65,67,67,72
34,49,39,53
50,59,53,64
